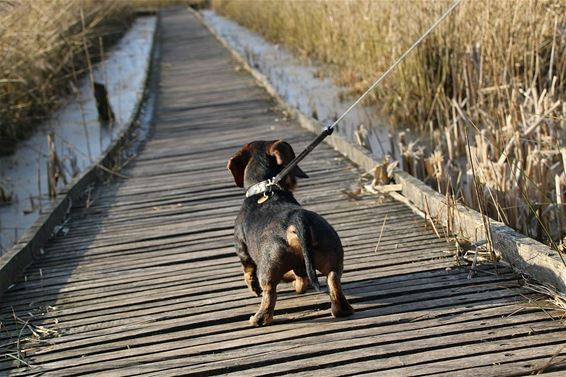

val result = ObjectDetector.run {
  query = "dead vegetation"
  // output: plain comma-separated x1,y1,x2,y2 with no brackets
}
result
0,0,134,155
521,279,566,317
0,0,210,156
0,306,59,369
212,0,566,247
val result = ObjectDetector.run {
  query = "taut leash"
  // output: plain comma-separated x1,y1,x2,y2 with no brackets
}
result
246,0,463,199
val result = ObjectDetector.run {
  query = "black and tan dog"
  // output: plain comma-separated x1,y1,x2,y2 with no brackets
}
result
227,140,354,326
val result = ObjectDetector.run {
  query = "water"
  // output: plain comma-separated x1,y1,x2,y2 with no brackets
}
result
0,16,157,252
201,10,392,157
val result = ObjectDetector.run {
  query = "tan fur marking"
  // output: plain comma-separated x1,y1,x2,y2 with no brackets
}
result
282,271,296,282
293,275,309,294
327,271,354,318
283,270,309,293
286,225,302,258
328,272,342,301
243,265,256,294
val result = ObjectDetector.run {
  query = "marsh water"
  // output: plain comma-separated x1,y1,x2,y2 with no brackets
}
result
0,16,157,253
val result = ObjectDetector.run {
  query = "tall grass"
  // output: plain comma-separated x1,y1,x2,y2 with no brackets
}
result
0,0,134,155
212,0,566,246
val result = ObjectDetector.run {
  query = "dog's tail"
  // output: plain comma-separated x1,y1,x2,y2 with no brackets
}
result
294,214,321,292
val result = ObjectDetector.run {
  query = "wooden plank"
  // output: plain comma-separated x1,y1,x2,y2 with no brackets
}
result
66,313,563,377
10,303,551,374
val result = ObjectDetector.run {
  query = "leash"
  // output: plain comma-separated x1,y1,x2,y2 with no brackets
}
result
246,0,463,199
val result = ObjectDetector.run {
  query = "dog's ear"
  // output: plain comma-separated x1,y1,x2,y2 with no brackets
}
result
227,145,251,187
269,140,309,178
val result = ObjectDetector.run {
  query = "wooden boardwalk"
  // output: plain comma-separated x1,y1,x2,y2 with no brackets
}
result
1,8,565,376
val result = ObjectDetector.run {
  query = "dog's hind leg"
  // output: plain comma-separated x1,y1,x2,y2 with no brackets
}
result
327,270,354,318
249,278,278,326
282,271,296,282
282,270,309,294
292,272,309,294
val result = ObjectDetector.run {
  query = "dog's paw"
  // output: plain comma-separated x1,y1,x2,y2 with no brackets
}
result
331,301,355,318
249,312,272,327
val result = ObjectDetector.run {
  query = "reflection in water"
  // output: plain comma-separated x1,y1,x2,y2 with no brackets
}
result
0,16,157,253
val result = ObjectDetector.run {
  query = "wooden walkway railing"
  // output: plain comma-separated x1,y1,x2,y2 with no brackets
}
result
1,8,565,376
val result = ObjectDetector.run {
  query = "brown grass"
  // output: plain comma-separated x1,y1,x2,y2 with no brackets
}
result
0,0,210,155
0,0,134,155
212,0,566,246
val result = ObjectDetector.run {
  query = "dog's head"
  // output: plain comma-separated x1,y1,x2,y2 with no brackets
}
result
227,140,309,191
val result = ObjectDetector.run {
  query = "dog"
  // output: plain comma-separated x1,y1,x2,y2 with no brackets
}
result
227,139,354,326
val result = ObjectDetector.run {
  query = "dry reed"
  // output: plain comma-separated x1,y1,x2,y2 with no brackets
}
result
212,0,566,247
0,0,134,155
0,0,209,156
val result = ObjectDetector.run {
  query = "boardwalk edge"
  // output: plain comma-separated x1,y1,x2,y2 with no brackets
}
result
193,8,566,293
0,14,161,297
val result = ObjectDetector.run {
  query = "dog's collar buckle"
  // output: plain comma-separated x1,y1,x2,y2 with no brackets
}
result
245,178,280,200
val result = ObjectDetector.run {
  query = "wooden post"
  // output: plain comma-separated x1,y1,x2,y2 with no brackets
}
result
94,82,115,124
556,174,564,237
47,132,63,200
47,132,56,199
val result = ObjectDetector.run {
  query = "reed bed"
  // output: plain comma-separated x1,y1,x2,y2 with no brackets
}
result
212,0,566,247
0,0,134,155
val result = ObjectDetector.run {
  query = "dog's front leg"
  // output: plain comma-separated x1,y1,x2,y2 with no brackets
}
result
249,279,278,327
243,263,262,297
234,239,262,296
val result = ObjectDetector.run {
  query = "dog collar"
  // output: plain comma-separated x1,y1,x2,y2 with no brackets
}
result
245,179,282,198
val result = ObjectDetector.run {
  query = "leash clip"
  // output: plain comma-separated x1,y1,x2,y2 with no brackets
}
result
265,178,276,192
257,178,275,204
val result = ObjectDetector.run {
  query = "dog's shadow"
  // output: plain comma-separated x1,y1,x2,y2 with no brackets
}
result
271,261,511,328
